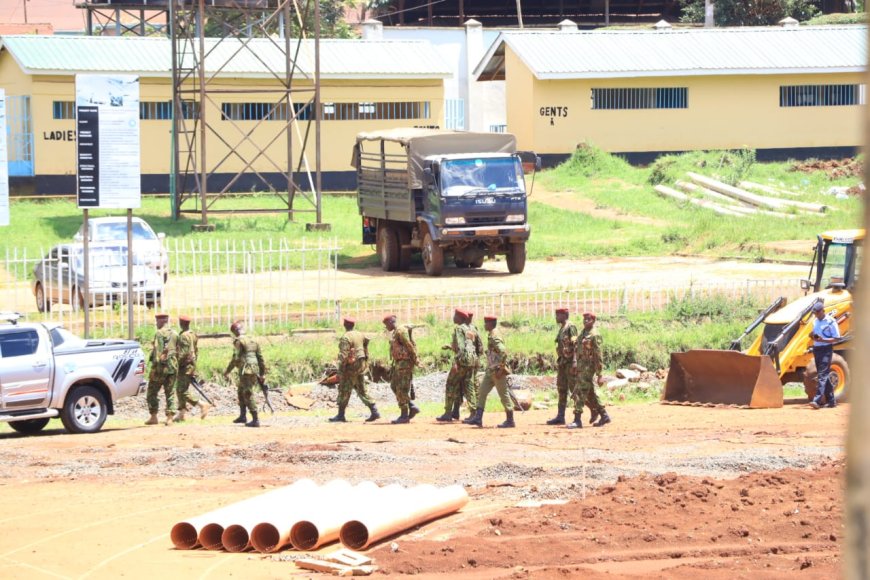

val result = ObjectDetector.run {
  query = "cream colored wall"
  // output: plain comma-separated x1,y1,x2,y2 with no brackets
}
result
24,72,443,176
504,46,535,148
0,51,31,95
515,70,864,154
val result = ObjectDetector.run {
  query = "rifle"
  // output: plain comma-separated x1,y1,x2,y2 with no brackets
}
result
189,376,214,406
257,376,277,414
506,380,526,413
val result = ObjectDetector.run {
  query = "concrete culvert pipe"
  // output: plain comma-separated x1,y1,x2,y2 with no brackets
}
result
288,481,380,551
339,484,468,550
251,479,355,553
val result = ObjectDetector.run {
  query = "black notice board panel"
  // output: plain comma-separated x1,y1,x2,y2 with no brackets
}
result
77,106,100,207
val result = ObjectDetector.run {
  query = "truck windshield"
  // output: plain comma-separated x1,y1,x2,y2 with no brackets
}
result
440,157,525,197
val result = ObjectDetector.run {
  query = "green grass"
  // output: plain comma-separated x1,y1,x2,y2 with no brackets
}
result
538,145,863,261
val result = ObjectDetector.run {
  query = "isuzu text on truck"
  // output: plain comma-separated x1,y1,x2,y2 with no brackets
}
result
353,129,538,276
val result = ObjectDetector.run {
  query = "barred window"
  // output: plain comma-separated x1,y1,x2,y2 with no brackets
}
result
591,88,688,110
779,84,866,107
221,101,431,121
139,101,199,120
52,101,75,120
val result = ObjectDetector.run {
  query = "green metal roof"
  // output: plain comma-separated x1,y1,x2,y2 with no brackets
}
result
0,34,452,79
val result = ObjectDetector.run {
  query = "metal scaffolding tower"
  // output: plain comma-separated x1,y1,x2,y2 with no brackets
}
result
78,1,169,36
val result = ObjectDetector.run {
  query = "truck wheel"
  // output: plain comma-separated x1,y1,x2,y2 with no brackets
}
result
803,353,849,403
9,418,51,435
377,226,400,272
506,242,526,274
60,385,108,434
35,283,51,313
469,258,484,268
397,227,412,271
422,233,444,277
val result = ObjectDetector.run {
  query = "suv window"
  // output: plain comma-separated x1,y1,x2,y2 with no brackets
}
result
0,330,40,358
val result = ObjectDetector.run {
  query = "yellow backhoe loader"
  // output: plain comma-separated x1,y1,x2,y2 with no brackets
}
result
663,229,862,408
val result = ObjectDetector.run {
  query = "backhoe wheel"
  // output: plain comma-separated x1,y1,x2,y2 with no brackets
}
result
803,353,850,403
506,242,526,274
377,226,400,272
422,233,443,277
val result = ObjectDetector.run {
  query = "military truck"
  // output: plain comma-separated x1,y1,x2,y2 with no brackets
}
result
352,129,536,276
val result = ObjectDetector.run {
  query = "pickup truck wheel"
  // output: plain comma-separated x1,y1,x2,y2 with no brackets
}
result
35,283,51,313
377,226,400,272
803,354,849,403
9,418,50,435
506,242,527,274
422,233,444,276
61,386,108,434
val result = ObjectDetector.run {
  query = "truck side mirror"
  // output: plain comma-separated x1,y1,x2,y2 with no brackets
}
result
423,167,432,176
800,279,812,291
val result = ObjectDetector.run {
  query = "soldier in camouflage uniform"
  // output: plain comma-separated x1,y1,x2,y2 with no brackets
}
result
547,307,578,425
223,320,265,428
461,312,485,424
173,315,211,422
570,312,611,428
383,314,420,424
145,313,178,426
437,309,478,422
468,315,515,428
330,318,380,423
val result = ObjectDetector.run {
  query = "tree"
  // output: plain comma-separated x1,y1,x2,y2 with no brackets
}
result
680,0,821,26
203,0,356,39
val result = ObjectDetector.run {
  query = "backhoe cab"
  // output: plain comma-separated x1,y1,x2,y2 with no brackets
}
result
663,229,863,408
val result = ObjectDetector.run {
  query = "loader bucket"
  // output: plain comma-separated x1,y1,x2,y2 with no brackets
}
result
663,350,783,408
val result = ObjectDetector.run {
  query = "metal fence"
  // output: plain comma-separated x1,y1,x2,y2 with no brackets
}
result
337,279,804,323
1,238,340,336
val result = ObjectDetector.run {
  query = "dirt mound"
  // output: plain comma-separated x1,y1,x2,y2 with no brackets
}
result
374,461,843,578
790,157,863,179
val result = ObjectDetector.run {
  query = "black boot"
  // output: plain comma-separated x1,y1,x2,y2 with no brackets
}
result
451,399,461,420
408,402,420,419
567,412,583,429
435,410,454,422
462,406,479,424
588,407,600,425
245,410,260,428
497,410,515,429
329,405,347,423
232,405,247,424
468,408,483,427
391,407,410,424
365,404,381,422
593,409,611,427
546,404,566,425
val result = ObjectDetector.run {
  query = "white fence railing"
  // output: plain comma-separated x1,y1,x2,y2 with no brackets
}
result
1,238,340,336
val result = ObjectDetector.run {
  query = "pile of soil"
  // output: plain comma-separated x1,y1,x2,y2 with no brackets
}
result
374,460,844,578
790,158,863,179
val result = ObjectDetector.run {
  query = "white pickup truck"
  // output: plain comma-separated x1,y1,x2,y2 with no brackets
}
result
0,314,146,435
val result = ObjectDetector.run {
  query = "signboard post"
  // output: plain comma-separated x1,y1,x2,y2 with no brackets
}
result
0,89,9,227
76,74,141,338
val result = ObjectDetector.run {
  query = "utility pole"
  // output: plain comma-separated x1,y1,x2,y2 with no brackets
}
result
23,0,29,24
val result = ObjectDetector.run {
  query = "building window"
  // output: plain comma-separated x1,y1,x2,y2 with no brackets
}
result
139,101,199,120
52,101,75,120
779,84,866,107
591,88,688,110
222,101,431,121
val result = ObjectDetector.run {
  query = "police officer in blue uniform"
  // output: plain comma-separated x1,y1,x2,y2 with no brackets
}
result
809,301,841,409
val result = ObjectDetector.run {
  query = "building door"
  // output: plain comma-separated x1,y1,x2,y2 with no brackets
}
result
5,96,34,177
444,98,465,130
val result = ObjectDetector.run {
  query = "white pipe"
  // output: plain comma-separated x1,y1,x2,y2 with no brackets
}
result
339,485,469,550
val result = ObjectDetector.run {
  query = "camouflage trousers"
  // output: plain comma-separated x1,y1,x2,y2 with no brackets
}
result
390,361,414,412
571,372,598,413
175,372,199,411
477,371,512,412
147,368,177,415
585,383,605,414
238,374,258,415
444,363,476,414
555,362,576,408
338,360,374,408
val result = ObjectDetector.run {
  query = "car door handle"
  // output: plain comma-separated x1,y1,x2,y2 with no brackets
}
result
32,361,47,369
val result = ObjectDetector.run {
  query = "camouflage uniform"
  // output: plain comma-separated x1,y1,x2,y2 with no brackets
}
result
337,330,374,408
468,323,484,410
147,326,178,415
555,321,579,408
175,328,199,412
225,335,265,416
477,327,512,411
444,323,479,414
389,325,418,414
574,327,604,414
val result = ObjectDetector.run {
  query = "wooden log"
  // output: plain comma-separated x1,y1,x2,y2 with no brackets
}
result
654,185,745,217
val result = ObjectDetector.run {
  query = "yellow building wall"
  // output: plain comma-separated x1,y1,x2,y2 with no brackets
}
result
504,46,535,148
506,63,864,155
24,72,443,180
0,51,31,95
